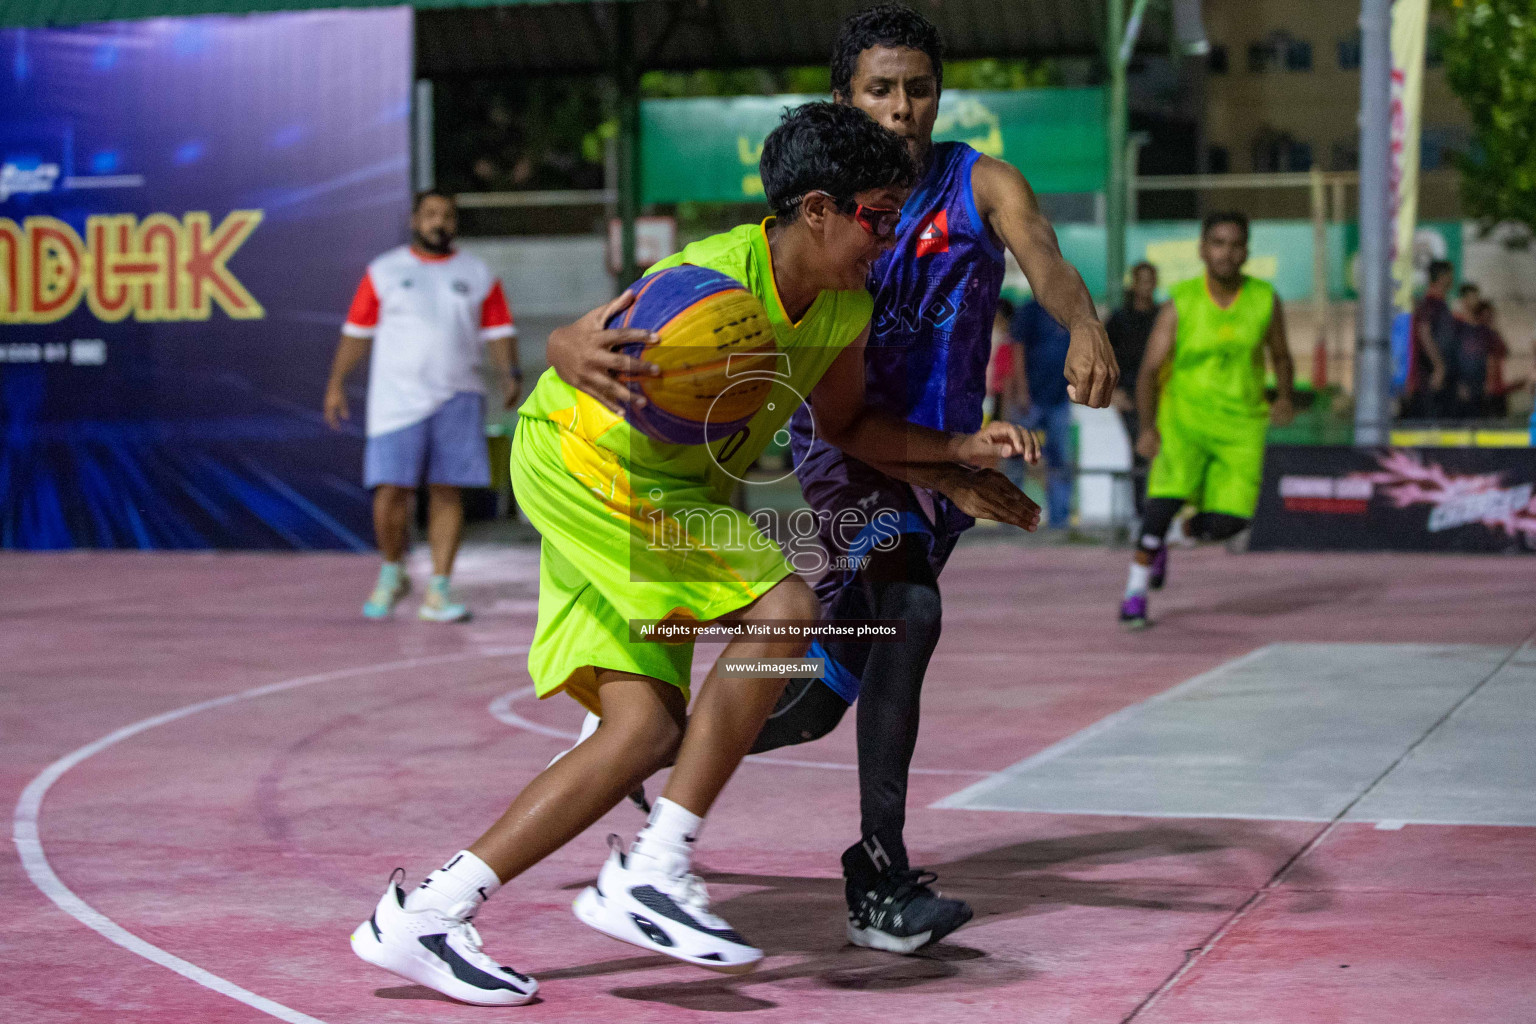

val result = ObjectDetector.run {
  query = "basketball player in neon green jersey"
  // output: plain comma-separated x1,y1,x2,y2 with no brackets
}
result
1119,211,1295,628
351,103,1038,1004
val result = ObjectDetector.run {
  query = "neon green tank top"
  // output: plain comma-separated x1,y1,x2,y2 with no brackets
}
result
519,220,873,498
1164,274,1276,421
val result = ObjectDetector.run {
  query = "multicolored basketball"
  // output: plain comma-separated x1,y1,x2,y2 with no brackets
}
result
612,264,780,445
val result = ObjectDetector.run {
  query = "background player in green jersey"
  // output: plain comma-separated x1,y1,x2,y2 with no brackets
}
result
352,103,1039,1004
1119,211,1295,628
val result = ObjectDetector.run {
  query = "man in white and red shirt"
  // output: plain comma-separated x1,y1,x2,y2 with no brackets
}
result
325,191,520,622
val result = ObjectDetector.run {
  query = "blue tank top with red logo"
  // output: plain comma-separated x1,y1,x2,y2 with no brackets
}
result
860,141,1006,431
791,142,1003,439
789,142,1005,532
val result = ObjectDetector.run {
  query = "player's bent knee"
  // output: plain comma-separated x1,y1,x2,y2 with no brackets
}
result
873,581,942,641
607,712,684,769
758,574,819,626
1190,513,1248,542
749,678,846,752
1212,517,1248,541
802,701,846,742
646,726,684,769
1139,497,1184,541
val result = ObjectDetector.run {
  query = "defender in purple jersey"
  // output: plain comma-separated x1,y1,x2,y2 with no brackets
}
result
749,4,1118,954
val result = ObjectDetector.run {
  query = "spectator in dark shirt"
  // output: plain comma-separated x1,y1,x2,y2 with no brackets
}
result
1467,300,1518,417
1107,262,1159,390
1452,283,1483,416
1454,282,1482,324
1009,298,1074,529
1105,262,1159,511
986,298,1017,422
1404,260,1452,418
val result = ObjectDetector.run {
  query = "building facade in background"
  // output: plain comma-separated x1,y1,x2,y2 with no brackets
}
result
1199,0,1469,220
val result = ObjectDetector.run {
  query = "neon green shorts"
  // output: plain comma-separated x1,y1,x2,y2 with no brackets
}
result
510,414,792,714
1146,408,1268,518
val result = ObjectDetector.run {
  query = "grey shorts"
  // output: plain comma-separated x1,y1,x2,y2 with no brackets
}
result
364,392,490,489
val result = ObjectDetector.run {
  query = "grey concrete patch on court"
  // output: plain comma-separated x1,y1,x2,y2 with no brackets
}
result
937,643,1527,825
1345,660,1536,826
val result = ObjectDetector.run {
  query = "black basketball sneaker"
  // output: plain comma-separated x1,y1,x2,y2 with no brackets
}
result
843,839,972,953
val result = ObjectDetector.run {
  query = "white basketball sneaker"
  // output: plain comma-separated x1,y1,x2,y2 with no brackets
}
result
417,577,470,623
351,872,537,1006
572,837,761,973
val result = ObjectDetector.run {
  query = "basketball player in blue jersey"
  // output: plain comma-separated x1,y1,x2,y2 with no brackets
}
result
544,3,1115,956
746,3,1119,953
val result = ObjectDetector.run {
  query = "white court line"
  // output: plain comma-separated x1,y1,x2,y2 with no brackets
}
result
14,648,524,1024
486,687,990,777
487,685,582,740
17,645,980,1024
931,646,1275,810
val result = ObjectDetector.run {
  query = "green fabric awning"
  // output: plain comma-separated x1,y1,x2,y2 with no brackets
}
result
641,89,1108,200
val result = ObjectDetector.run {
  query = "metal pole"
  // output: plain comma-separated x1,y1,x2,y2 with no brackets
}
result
1106,0,1128,309
615,1,640,290
1354,0,1393,445
1310,165,1331,384
1127,131,1149,226
413,79,435,193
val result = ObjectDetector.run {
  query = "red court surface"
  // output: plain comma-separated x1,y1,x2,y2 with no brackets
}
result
4,541,1534,1023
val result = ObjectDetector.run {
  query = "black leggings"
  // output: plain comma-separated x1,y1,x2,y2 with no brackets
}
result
1139,497,1248,545
748,535,942,873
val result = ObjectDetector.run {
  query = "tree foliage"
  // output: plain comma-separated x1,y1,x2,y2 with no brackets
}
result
438,59,1059,195
943,58,1059,91
1435,0,1536,240
436,77,608,193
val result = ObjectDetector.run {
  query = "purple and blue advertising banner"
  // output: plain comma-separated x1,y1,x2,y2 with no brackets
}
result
1,9,413,548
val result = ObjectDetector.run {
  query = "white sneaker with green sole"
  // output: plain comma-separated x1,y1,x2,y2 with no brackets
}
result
418,577,470,622
362,568,410,619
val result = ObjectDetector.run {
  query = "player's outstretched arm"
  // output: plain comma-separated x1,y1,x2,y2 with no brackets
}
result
884,463,1043,531
806,331,1040,529
972,156,1118,408
811,329,1030,470
1267,299,1297,426
544,291,662,413
1134,304,1177,459
864,422,1043,528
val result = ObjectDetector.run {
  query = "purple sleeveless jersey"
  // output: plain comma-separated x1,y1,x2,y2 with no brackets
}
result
786,143,1006,701
860,141,1006,432
789,142,1005,535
